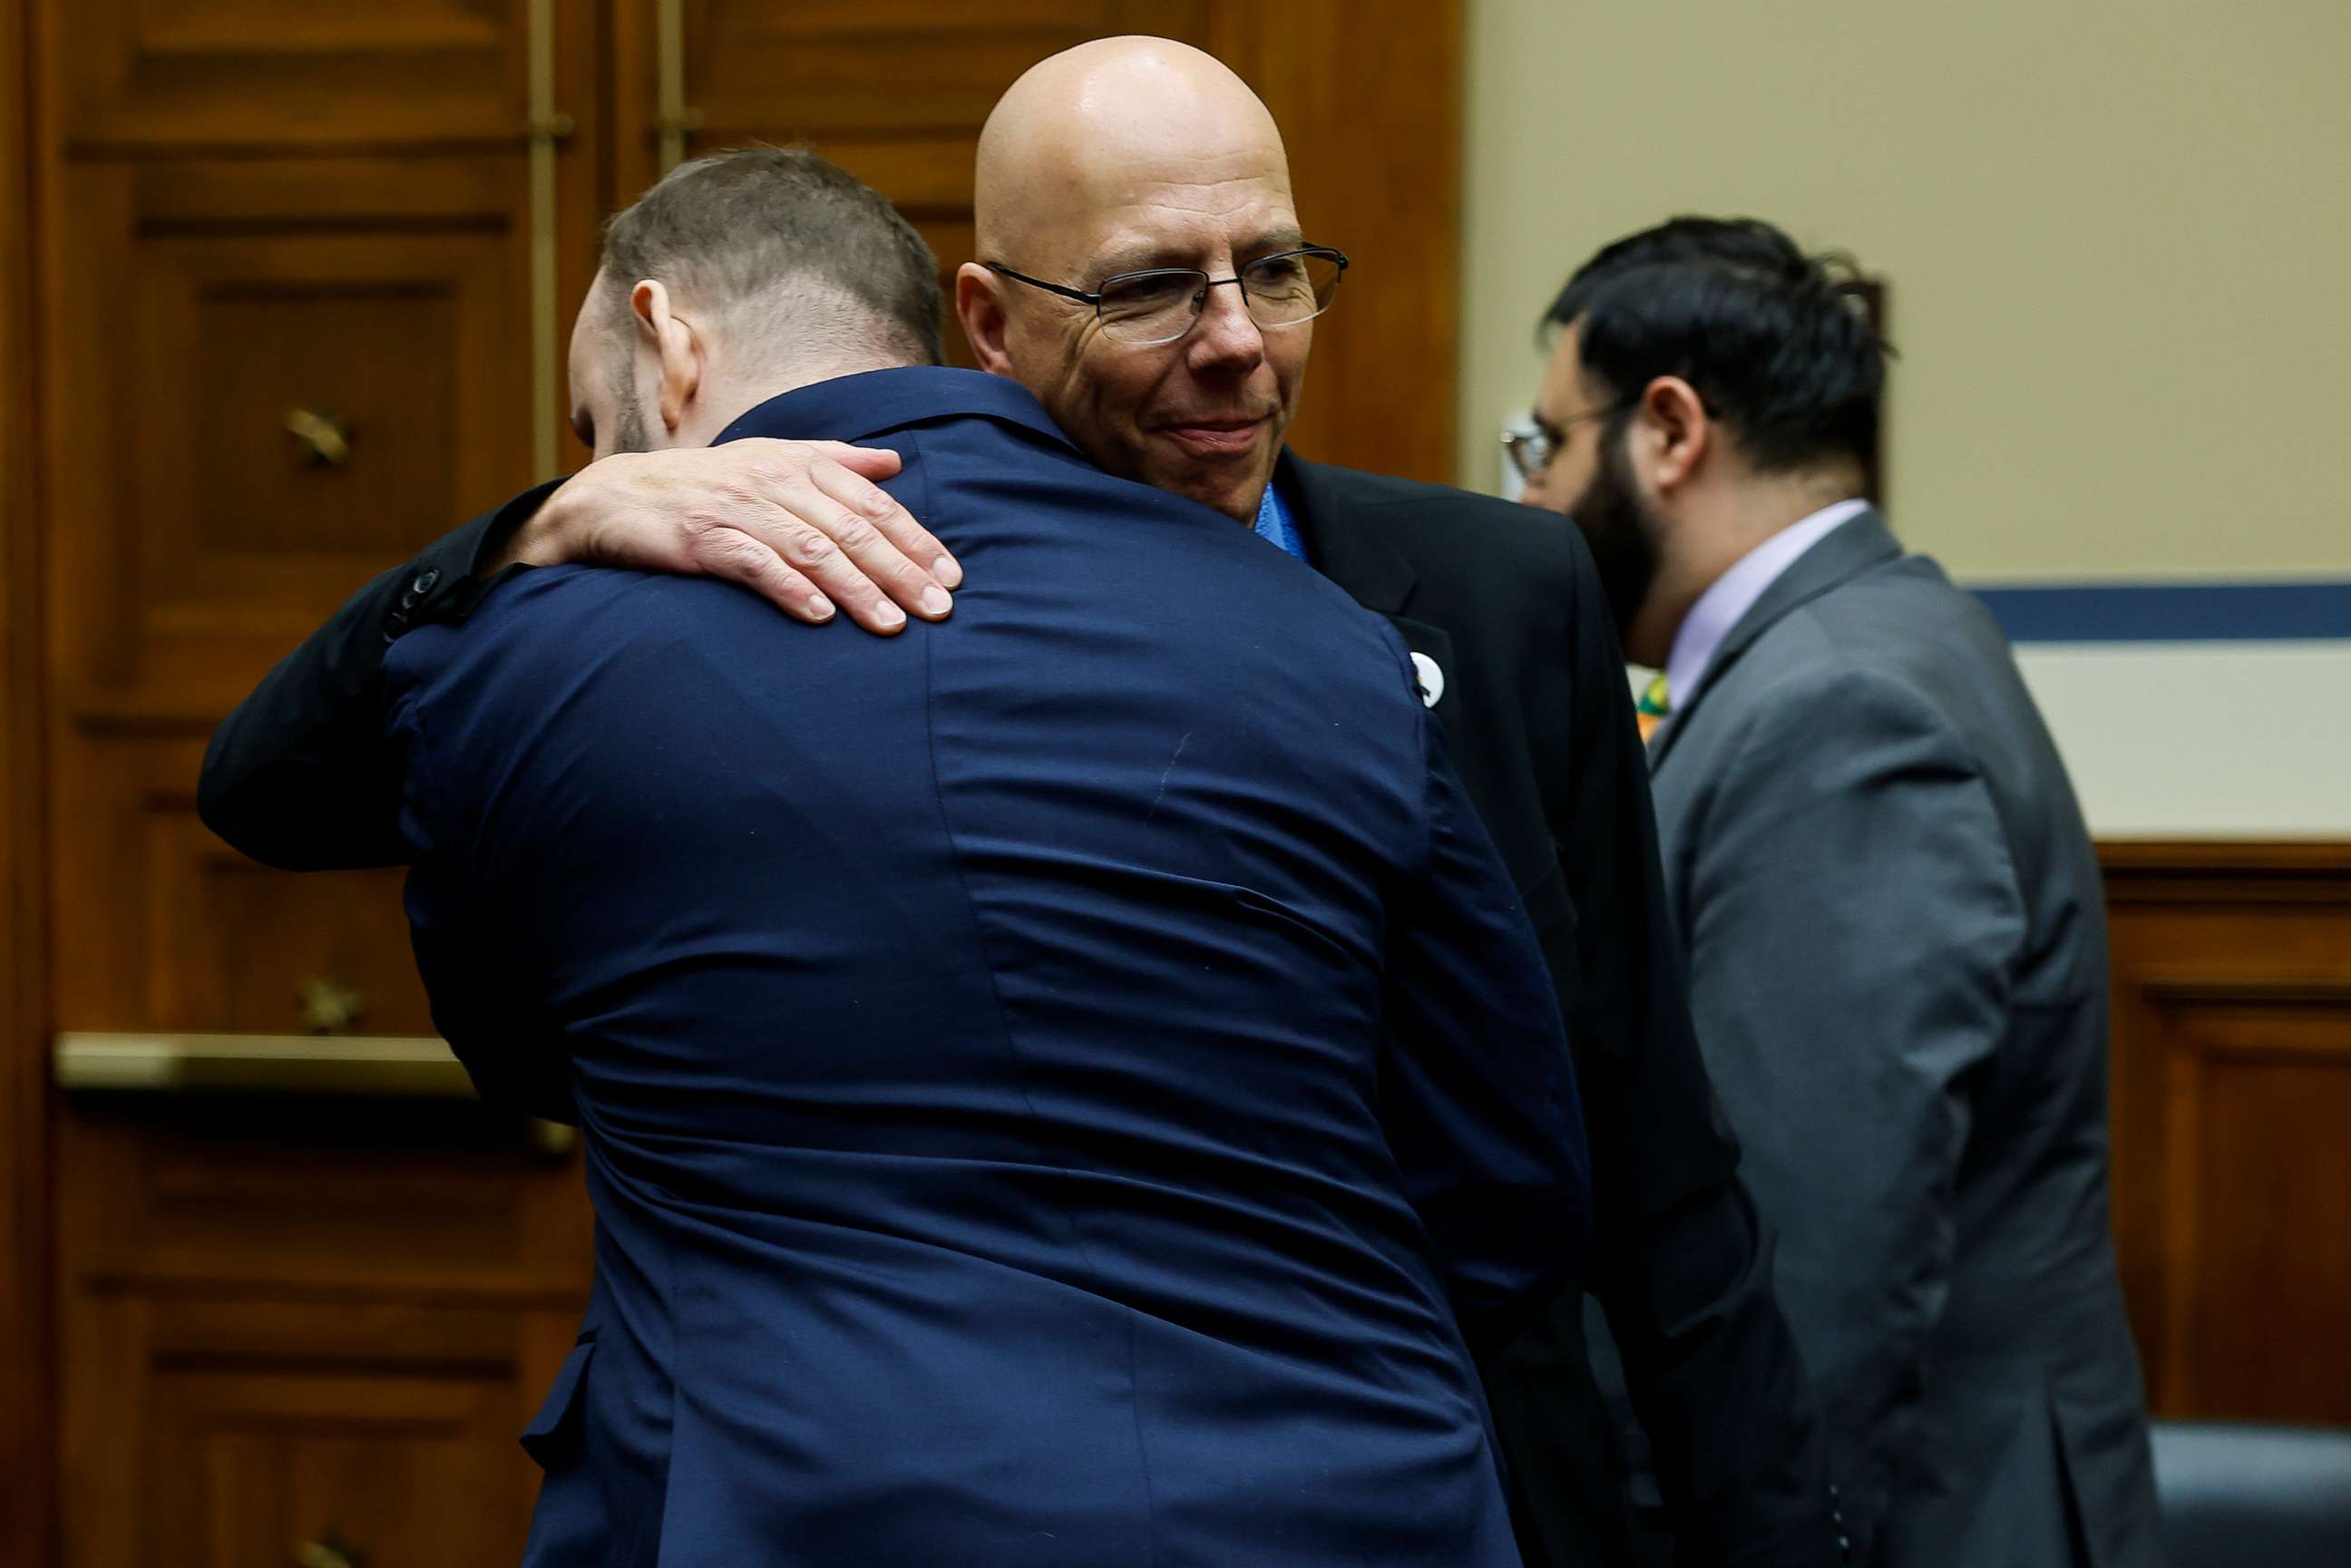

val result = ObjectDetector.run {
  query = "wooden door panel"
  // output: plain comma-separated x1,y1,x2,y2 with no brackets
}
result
51,159,534,720
683,1,1212,132
686,1,1213,138
2180,1020,2351,1420
58,1096,591,1293
53,732,430,1035
50,724,445,1076
2102,844,2351,1424
63,1292,573,1568
51,0,533,151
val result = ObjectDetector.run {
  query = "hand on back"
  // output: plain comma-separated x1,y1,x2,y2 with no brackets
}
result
504,439,961,635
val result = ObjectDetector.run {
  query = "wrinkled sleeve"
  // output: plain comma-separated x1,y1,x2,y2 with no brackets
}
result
1381,688,1592,1365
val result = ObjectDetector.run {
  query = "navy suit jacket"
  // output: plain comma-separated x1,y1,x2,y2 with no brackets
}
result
385,368,1590,1567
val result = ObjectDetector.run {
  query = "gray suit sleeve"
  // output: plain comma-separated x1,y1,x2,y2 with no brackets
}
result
1683,666,2025,1558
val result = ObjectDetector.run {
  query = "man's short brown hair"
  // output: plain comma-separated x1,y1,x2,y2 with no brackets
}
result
601,145,944,366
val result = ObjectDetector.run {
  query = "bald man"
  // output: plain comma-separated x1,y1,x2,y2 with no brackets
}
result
201,37,1844,1568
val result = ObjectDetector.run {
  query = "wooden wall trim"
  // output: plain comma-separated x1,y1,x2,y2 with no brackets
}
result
0,0,54,1561
2100,839,2351,1424
2102,839,2351,898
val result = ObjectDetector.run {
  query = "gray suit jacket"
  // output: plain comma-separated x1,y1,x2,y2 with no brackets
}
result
1646,511,2162,1567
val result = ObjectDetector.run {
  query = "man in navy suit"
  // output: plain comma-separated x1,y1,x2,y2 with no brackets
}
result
389,144,1588,1566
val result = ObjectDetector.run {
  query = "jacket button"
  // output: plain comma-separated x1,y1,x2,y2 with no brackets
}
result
411,569,442,596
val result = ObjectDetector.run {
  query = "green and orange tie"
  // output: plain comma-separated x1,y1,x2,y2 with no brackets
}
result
1636,674,1670,745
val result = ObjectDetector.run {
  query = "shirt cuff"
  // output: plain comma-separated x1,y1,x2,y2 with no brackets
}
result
387,475,570,641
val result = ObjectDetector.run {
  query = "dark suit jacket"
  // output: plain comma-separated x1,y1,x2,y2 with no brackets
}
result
1280,457,1844,1568
200,416,1845,1568
387,368,1591,1565
1644,510,2161,1567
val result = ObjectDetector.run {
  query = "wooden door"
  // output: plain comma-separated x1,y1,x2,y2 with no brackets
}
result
30,3,603,1564
609,0,1463,479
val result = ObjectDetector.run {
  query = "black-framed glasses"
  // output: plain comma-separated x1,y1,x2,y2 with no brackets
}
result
985,246,1349,347
1500,400,1630,482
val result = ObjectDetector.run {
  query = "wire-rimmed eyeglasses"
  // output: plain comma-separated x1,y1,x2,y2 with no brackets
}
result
1500,400,1632,482
985,247,1349,347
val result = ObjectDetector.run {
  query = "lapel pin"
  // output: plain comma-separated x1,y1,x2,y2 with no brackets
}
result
1410,651,1446,710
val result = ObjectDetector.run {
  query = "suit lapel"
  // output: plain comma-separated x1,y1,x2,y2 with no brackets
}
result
1648,509,1902,774
1278,452,1458,716
1279,452,1418,617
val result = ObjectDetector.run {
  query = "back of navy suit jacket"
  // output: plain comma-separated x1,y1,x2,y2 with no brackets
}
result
385,369,1587,1568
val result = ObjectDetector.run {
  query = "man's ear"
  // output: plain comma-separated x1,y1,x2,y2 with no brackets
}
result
955,263,1016,377
1638,375,1712,495
629,278,702,434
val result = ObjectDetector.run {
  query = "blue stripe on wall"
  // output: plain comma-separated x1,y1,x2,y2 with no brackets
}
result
1969,581,2351,643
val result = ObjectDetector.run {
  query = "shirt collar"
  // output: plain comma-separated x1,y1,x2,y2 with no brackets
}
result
710,365,1079,453
1664,497,1871,708
1253,478,1310,561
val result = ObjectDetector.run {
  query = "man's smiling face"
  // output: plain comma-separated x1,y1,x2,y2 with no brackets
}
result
961,38,1319,524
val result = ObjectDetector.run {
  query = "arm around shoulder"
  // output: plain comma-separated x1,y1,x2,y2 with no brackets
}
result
199,479,563,870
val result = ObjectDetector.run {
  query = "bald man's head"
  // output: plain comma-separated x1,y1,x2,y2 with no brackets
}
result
960,37,1335,523
974,38,1291,268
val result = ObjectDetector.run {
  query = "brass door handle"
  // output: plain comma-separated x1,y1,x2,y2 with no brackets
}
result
298,977,369,1036
283,408,352,466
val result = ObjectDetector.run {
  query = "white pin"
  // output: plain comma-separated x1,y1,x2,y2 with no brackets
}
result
1410,651,1446,709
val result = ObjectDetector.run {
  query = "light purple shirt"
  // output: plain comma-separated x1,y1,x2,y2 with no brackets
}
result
1663,498,1872,711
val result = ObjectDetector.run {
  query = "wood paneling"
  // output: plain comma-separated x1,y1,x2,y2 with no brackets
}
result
62,1292,574,1568
53,0,537,152
2,0,55,1563
1214,0,1463,483
2102,842,2351,1425
49,157,539,719
55,1099,591,1568
30,5,602,1564
52,735,431,1035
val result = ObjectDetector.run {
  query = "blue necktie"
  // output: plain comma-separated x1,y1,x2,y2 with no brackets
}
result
1254,482,1308,561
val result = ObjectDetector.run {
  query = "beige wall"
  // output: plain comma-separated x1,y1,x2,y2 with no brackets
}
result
1458,0,2351,580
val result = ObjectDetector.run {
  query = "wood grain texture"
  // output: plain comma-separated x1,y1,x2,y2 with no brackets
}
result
60,1291,564,1568
31,8,600,1564
2101,842,2351,1424
51,0,534,153
1,0,56,1563
1211,0,1462,483
54,1100,592,1568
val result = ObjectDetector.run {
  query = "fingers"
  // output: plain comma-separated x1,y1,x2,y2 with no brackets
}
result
806,440,902,481
802,458,962,615
780,441,963,593
692,529,837,627
662,439,967,636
